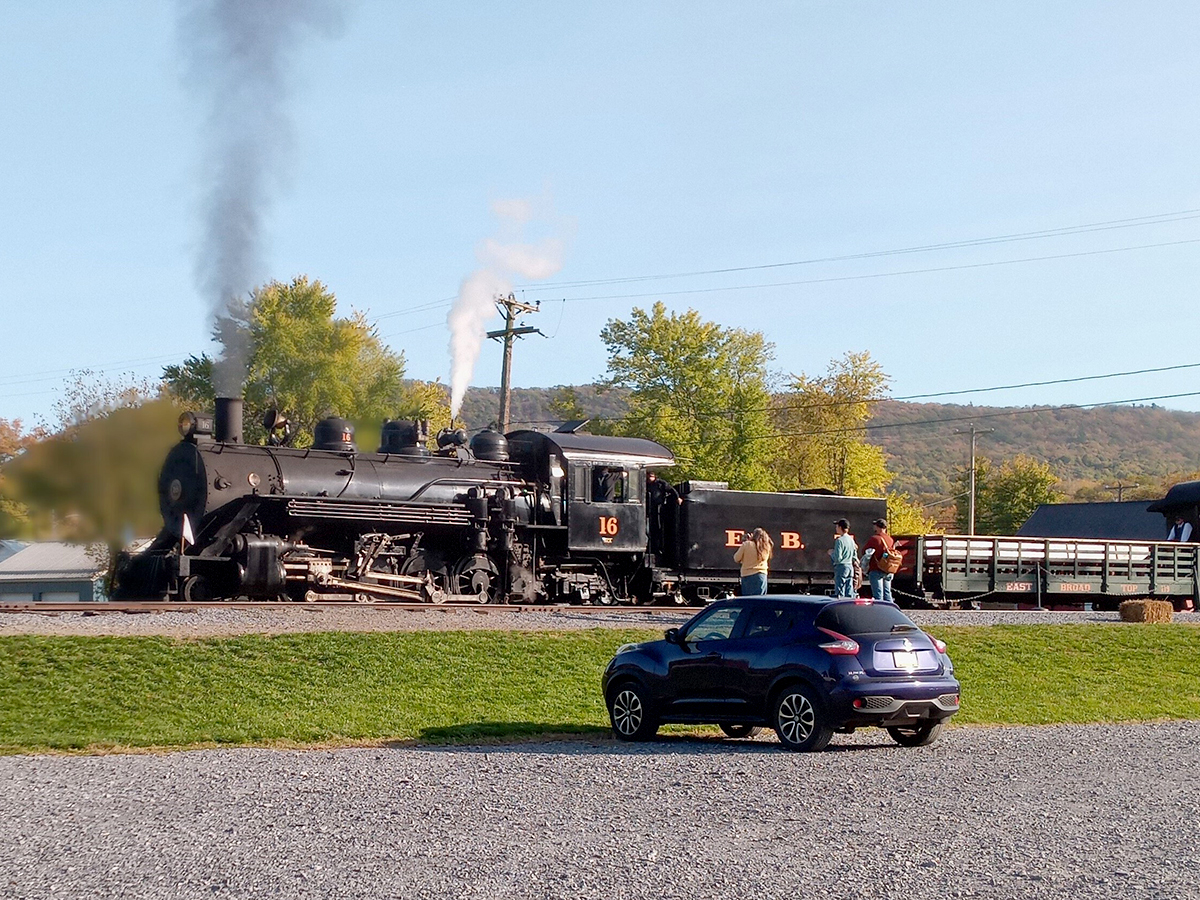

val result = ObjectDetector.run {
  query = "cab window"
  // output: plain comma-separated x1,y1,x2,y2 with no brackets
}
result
591,466,628,503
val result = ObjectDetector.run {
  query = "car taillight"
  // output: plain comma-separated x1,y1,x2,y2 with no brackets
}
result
817,626,859,656
930,636,947,654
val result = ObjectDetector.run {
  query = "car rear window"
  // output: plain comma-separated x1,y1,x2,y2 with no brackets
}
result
814,602,916,636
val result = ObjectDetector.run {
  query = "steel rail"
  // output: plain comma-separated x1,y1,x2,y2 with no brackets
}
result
0,601,702,615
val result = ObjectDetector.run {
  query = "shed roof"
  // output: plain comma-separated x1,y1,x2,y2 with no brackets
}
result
0,542,105,582
1017,501,1170,541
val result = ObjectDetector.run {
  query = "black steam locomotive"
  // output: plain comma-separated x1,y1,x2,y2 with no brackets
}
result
115,398,886,604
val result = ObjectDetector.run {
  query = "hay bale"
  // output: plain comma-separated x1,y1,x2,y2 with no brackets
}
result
1119,600,1174,623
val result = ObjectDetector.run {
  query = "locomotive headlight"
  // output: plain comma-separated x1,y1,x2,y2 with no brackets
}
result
178,411,215,438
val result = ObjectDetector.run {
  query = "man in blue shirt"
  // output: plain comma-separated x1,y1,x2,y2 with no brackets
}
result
830,518,858,597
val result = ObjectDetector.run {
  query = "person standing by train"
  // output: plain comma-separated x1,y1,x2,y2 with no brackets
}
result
734,528,773,595
830,519,857,597
861,518,897,603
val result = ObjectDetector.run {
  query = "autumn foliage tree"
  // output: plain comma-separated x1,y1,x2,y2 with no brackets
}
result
0,418,43,535
600,303,776,490
770,351,890,494
0,373,179,550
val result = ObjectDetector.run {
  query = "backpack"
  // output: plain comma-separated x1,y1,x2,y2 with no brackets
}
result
877,539,903,575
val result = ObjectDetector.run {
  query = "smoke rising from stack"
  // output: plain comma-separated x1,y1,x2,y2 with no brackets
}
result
447,200,565,418
179,0,342,396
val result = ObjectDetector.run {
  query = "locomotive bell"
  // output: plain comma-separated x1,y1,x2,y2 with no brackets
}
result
261,408,294,446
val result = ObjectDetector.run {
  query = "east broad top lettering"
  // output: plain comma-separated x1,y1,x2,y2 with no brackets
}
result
725,529,803,549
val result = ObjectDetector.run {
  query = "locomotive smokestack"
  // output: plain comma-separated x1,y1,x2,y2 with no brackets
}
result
215,397,244,444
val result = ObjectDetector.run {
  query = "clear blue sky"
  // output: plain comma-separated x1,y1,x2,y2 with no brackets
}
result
3,1,1199,428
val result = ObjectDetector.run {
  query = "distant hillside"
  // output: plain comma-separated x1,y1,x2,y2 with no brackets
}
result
868,401,1200,497
455,386,1200,499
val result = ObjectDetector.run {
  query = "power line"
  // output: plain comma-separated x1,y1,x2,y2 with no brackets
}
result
669,389,1200,448
362,234,1200,342
362,208,1200,328
547,238,1200,305
514,208,1200,291
510,360,1200,427
0,351,196,387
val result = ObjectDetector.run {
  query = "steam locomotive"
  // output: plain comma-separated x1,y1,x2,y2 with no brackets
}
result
113,398,887,604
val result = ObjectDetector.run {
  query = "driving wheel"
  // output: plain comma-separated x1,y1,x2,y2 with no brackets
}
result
401,551,450,603
452,554,500,603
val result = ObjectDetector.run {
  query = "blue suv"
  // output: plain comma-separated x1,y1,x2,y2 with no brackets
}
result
602,596,960,751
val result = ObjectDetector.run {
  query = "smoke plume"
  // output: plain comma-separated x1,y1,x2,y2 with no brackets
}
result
178,0,342,396
447,200,565,418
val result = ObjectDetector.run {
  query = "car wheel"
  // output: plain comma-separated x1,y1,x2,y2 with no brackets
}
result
608,684,659,741
887,720,945,747
773,685,833,752
719,724,762,739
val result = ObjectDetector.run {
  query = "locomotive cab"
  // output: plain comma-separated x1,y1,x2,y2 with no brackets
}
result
505,429,674,556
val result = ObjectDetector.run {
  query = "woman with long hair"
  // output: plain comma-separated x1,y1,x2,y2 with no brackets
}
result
734,527,773,596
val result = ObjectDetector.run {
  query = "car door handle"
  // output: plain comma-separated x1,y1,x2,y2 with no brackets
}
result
703,652,721,660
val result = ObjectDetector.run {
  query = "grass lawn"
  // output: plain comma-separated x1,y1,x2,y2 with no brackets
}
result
1,624,1198,753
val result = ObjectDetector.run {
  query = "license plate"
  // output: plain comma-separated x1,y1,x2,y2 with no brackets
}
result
893,650,918,669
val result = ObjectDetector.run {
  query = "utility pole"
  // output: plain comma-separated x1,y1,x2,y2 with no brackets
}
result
487,293,541,433
953,425,994,535
1104,481,1140,502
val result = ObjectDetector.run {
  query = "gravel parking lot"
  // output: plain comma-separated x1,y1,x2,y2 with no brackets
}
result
2,722,1197,900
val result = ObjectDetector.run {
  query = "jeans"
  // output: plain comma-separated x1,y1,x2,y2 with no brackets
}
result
833,563,854,597
869,570,894,603
740,572,767,596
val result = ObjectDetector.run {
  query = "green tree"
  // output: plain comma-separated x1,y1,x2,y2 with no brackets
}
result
600,303,776,489
953,454,1063,535
772,351,891,494
163,277,409,446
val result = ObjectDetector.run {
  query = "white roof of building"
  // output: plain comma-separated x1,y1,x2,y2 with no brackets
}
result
0,542,105,582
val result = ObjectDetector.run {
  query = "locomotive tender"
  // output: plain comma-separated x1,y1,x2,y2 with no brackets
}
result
114,398,886,604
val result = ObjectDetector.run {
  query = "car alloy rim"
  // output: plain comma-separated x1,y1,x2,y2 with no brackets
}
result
778,692,815,744
613,689,643,735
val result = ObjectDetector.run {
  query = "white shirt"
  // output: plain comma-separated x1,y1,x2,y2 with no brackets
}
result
1168,521,1193,542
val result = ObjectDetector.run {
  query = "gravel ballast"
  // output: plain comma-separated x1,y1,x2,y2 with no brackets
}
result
1,723,1197,899
2,604,1197,638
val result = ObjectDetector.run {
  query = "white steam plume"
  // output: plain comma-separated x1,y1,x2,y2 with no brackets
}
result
447,201,565,418
178,0,342,396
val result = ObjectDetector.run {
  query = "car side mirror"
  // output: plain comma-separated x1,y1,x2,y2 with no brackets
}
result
665,627,681,644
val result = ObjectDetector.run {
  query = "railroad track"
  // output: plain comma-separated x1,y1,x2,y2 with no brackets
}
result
0,601,703,615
